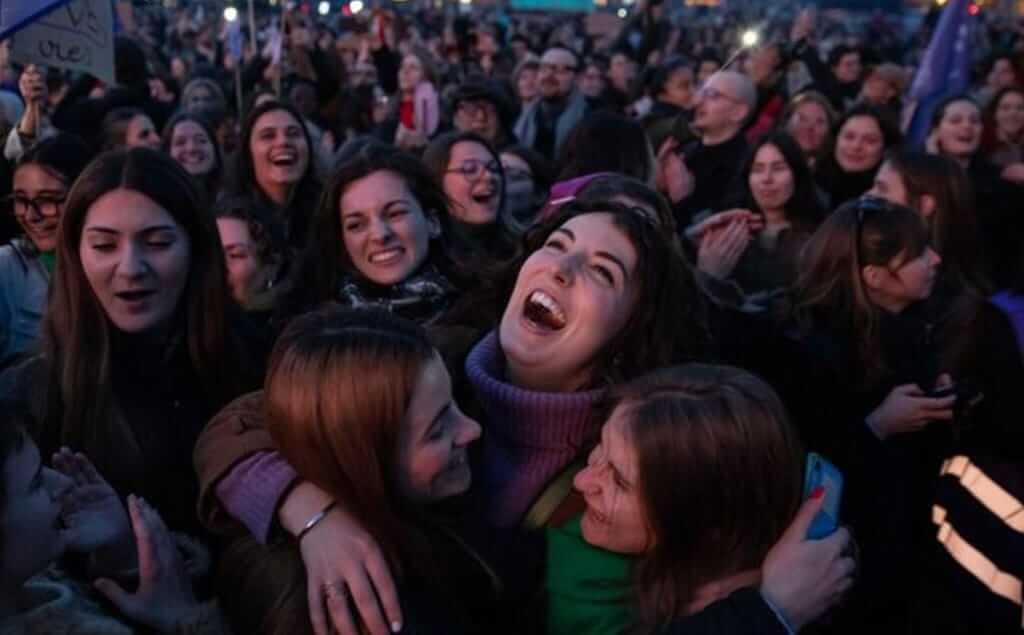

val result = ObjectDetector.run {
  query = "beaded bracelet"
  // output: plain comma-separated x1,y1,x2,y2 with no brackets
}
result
297,500,337,543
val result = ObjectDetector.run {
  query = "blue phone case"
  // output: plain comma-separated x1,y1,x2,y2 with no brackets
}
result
803,452,843,539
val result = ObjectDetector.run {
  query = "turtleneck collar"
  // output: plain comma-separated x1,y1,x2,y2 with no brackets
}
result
465,332,605,526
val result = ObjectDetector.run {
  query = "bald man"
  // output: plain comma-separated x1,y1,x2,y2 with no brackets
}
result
675,71,757,226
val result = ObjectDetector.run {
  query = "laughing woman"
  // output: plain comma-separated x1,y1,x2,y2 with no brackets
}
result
193,200,710,634
162,112,223,204
229,101,321,253
0,148,258,534
0,134,93,369
421,131,517,266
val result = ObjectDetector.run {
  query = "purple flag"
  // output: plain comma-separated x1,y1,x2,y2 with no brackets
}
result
903,0,974,146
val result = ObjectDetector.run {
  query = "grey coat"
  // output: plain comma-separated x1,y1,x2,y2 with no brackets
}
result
513,90,589,159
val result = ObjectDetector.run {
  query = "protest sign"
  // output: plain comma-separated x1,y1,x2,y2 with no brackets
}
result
0,0,71,41
9,0,115,84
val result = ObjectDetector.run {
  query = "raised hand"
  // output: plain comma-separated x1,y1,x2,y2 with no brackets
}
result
53,448,131,558
94,496,202,634
696,218,752,280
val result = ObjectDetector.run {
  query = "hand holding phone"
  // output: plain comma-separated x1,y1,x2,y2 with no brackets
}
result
803,452,843,539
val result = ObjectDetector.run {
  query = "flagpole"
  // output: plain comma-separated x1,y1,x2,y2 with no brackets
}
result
248,0,257,53
235,64,244,125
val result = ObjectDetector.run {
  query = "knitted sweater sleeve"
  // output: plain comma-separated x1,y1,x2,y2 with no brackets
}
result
193,391,297,540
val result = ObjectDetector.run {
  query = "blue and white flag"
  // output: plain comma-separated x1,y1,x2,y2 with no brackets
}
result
0,0,73,41
902,0,974,146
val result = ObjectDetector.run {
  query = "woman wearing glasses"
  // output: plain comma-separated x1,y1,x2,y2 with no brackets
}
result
422,131,517,266
784,196,951,630
0,134,93,369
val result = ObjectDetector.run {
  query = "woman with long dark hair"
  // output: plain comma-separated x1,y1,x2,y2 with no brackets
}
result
695,132,826,295
229,100,321,253
814,104,901,209
0,148,258,534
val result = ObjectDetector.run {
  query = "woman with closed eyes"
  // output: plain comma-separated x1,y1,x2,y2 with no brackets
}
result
0,147,259,535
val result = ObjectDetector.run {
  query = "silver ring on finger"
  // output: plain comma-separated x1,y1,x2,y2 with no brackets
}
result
323,580,349,602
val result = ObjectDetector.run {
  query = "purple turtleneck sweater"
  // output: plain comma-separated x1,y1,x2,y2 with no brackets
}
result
465,331,605,527
214,331,605,540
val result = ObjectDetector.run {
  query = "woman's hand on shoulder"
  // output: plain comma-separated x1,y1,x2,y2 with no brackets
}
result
280,481,403,635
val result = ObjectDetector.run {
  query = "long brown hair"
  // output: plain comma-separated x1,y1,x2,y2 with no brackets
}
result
607,364,803,631
793,196,931,387
40,148,241,487
883,149,990,294
264,307,442,585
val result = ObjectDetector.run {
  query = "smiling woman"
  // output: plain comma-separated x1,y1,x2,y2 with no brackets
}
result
162,111,223,204
0,147,260,535
230,101,321,252
0,134,93,369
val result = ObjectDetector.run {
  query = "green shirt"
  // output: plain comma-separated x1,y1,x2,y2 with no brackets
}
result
546,514,634,635
37,251,56,275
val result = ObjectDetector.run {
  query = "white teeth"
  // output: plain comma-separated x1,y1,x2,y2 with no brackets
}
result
528,290,566,323
369,248,402,264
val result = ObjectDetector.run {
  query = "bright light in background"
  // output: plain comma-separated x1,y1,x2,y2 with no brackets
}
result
741,29,759,48
223,7,239,22
617,8,627,17
350,0,364,13
459,0,472,5
318,1,330,14
935,0,947,4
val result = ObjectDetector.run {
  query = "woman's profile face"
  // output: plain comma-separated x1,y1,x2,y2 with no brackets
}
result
79,188,191,334
340,170,435,286
395,354,481,504
217,216,269,306
499,212,639,392
573,405,650,554
125,115,161,150
0,435,74,586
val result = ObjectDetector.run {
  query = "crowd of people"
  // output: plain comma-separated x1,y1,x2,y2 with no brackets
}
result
0,0,1022,633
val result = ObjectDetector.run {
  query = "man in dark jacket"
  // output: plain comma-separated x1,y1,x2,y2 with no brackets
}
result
674,70,756,228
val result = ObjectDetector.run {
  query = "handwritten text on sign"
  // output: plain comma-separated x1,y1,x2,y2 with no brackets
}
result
10,0,114,84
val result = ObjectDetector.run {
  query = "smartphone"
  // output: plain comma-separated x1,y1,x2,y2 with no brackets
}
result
803,452,843,539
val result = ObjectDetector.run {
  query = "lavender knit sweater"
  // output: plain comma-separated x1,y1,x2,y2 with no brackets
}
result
465,331,605,527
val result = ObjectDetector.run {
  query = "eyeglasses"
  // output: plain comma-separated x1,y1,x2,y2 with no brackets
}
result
456,100,497,119
539,62,578,76
6,193,66,219
445,159,501,181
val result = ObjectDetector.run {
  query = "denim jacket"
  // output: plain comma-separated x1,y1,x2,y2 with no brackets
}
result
0,238,49,369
